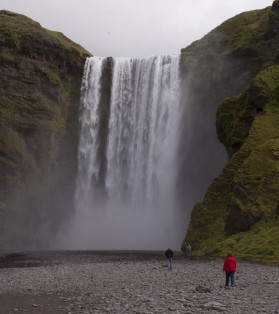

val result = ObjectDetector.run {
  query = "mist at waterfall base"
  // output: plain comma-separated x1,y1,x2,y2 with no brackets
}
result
58,55,187,250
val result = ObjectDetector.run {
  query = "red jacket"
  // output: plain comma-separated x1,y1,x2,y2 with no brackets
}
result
223,255,236,272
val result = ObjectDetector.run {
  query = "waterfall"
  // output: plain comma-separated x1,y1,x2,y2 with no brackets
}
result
74,55,184,250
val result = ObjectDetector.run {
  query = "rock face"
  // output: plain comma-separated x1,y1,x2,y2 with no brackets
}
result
177,3,279,225
1,3,278,261
0,10,91,250
182,2,279,263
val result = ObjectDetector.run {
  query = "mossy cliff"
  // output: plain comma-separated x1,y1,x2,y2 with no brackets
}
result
1,3,279,259
0,10,91,250
181,1,279,263
177,2,279,221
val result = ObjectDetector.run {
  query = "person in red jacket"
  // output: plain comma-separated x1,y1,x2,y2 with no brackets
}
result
223,254,237,287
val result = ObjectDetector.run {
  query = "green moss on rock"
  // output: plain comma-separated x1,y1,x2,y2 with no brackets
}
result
182,65,279,263
0,10,91,250
180,2,279,100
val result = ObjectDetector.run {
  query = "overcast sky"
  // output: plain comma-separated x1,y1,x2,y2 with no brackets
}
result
0,0,273,58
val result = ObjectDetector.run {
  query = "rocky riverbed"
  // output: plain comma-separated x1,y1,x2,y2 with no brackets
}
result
0,251,278,313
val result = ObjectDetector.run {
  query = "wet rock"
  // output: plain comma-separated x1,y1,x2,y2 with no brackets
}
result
203,301,227,312
195,285,211,293
0,252,278,314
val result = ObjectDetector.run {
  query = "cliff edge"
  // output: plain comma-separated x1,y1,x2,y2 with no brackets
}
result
0,10,91,250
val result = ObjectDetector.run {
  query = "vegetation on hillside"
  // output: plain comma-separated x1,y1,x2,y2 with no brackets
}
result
183,65,279,264
0,10,91,250
1,3,279,262
181,1,279,264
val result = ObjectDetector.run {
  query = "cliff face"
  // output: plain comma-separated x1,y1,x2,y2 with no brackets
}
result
182,1,279,263
0,10,91,250
177,3,278,221
1,3,278,259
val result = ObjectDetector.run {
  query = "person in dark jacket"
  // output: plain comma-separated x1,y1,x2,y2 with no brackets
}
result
223,254,237,287
165,248,174,270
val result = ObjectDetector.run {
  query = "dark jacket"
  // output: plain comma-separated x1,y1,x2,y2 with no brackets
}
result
223,255,237,272
165,249,174,258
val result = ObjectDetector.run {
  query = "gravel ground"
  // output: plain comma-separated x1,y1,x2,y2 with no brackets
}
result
0,251,278,314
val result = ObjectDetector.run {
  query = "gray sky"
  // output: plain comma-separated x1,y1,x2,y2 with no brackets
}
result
0,0,273,58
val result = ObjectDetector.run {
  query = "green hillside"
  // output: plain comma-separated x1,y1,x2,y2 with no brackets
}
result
182,1,279,263
0,10,91,250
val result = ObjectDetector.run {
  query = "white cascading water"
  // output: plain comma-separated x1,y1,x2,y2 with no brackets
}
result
73,55,185,250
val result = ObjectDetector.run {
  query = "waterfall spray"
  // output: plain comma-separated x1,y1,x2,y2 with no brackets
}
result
73,55,185,250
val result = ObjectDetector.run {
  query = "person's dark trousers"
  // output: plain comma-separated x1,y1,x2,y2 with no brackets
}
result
167,258,173,270
225,271,235,286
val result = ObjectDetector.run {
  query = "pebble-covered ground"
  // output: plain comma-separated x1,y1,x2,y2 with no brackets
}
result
0,251,278,314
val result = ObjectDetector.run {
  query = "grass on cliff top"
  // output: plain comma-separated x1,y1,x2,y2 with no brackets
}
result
183,65,279,264
0,10,91,57
181,6,270,63
217,8,270,53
